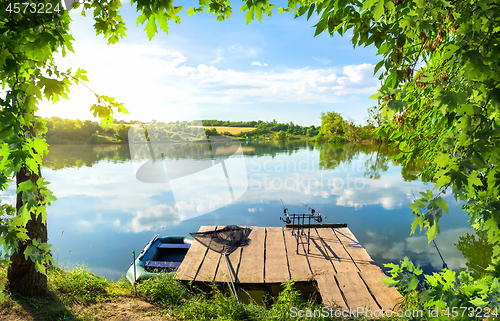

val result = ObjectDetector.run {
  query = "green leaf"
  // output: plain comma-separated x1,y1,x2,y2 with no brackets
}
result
307,3,315,20
468,172,483,187
426,223,439,243
470,297,487,307
314,18,328,37
34,261,46,274
433,196,449,215
408,274,419,291
24,245,37,261
16,180,37,194
255,4,263,22
373,0,385,20
136,13,147,26
381,275,398,287
145,15,157,40
373,60,384,75
435,175,451,189
408,202,422,213
362,0,378,10
411,216,424,234
245,7,254,24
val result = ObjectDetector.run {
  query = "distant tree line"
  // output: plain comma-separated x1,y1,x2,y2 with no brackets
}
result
229,119,319,139
314,108,385,144
43,118,206,144
42,113,383,144
201,120,258,127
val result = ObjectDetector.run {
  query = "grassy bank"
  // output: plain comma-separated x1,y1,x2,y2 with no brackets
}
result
0,264,415,320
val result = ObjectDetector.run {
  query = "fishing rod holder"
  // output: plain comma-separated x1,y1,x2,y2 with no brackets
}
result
282,213,323,254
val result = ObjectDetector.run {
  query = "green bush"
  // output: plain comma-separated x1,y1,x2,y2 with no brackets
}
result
50,266,108,303
328,136,344,144
269,280,305,319
177,284,246,320
89,134,99,144
276,130,286,140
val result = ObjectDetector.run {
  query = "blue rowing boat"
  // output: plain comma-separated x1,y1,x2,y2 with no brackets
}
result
126,234,193,284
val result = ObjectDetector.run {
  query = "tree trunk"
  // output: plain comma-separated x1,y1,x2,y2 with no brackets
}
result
7,164,48,296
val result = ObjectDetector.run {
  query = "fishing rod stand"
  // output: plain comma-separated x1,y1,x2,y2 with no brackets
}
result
282,213,323,254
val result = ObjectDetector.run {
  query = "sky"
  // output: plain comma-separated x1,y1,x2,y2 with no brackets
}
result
37,0,382,127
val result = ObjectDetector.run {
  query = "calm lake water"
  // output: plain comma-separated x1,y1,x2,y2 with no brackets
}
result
2,141,476,280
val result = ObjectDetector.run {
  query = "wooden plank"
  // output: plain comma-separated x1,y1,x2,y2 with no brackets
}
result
194,226,222,282
335,272,379,311
214,246,242,283
315,274,347,310
315,228,358,273
283,228,312,282
334,227,378,271
306,229,337,277
359,269,402,312
177,226,214,281
264,227,290,283
237,226,265,283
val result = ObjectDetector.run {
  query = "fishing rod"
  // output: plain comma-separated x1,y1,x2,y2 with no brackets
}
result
279,199,292,224
301,202,326,223
433,240,448,269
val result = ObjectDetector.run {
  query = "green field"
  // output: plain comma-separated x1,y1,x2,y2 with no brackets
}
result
190,126,255,135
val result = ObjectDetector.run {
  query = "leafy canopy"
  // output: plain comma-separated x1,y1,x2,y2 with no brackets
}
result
1,0,500,311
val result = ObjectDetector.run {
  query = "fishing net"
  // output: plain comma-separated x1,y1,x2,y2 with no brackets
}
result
190,225,251,255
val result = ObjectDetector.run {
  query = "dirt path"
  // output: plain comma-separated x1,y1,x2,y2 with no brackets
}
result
0,297,173,321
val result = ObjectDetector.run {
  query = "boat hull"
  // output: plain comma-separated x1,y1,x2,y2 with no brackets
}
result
126,235,193,284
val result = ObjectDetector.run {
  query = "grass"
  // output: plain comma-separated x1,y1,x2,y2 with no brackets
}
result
0,263,419,320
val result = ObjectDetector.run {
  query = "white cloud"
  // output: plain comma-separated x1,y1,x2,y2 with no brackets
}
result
364,227,472,271
210,48,223,64
124,204,181,233
227,44,258,58
36,42,380,122
340,64,372,83
251,61,268,66
312,57,331,65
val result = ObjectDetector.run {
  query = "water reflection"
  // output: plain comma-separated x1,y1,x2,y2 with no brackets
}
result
27,142,473,279
455,230,495,279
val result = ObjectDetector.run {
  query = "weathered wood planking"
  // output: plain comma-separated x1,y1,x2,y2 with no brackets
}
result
264,227,290,283
334,227,379,271
315,273,347,310
283,228,312,281
180,225,402,314
177,225,214,281
306,229,337,276
335,272,379,311
237,226,265,284
315,227,358,273
359,269,402,311
194,226,222,282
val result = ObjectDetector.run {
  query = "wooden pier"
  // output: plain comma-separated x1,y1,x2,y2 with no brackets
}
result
177,226,402,312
